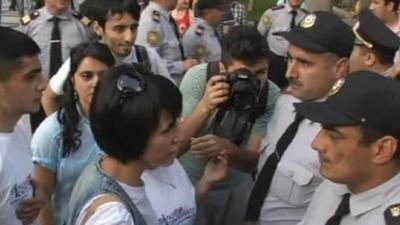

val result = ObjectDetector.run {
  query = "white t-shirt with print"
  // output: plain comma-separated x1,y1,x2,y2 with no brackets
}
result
0,121,38,225
77,160,196,225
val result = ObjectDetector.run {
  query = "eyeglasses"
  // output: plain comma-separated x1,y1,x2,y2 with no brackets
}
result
117,73,145,104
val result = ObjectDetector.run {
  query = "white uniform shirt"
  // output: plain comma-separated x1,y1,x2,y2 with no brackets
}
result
256,94,323,225
257,3,307,57
299,172,400,225
136,1,185,75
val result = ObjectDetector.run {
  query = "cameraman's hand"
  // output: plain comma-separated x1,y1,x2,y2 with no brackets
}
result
191,134,233,159
15,197,44,225
199,75,230,113
184,58,199,70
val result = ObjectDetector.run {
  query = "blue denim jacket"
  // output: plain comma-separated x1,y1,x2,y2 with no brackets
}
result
66,160,147,225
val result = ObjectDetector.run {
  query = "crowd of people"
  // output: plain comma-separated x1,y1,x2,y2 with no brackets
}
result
1,0,400,225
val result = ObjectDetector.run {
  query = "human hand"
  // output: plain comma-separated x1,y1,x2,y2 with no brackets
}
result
198,75,230,113
15,197,44,225
191,134,232,159
184,58,199,70
203,150,229,185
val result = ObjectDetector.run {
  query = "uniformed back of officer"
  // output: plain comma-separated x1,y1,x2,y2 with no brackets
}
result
136,0,199,85
182,0,226,63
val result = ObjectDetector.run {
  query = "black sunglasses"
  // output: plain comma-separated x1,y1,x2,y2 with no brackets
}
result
117,72,145,104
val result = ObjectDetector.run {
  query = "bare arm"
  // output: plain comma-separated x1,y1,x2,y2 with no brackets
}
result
41,86,61,116
33,164,57,225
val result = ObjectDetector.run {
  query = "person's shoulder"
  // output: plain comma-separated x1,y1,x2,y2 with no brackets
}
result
71,10,92,27
20,10,41,26
180,63,208,89
31,112,63,141
385,203,400,225
271,4,285,11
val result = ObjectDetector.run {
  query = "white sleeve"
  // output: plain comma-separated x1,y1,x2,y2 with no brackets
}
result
49,58,71,95
146,47,175,85
78,202,135,225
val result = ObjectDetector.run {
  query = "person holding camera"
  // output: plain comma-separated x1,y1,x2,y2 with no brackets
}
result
178,26,281,225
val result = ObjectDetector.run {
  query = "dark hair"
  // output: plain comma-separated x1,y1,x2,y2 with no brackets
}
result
80,0,141,28
0,26,40,80
58,42,115,157
384,0,399,12
359,126,400,161
223,26,270,65
90,64,182,163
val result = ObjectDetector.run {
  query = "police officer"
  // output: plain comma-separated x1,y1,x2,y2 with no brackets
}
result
350,9,400,77
20,0,90,79
182,0,227,63
20,0,91,131
296,71,400,225
257,0,307,88
245,11,355,225
136,0,199,85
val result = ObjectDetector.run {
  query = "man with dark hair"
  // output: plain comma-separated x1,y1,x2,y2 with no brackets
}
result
178,26,281,225
245,11,354,225
350,10,400,76
296,71,400,225
0,26,46,225
370,0,400,35
42,0,173,115
182,0,227,62
136,0,199,85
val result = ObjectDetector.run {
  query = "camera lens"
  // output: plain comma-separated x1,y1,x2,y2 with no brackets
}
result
232,91,255,111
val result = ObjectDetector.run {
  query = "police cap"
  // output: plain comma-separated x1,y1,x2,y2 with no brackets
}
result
278,11,355,58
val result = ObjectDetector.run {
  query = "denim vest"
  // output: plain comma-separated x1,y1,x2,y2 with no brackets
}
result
66,160,147,225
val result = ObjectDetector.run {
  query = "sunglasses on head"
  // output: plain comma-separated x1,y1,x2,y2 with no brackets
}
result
117,71,146,104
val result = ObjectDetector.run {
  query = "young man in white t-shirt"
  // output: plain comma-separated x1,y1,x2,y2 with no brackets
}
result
0,26,47,225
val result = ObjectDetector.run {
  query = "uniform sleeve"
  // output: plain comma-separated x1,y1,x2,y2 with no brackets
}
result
31,114,62,172
145,47,175,84
179,64,208,117
79,202,135,225
257,10,273,37
49,58,71,95
182,28,202,60
252,81,281,136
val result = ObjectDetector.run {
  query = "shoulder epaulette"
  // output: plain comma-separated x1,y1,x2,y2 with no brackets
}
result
195,25,205,36
20,10,40,26
72,11,92,26
271,4,285,11
385,204,400,225
152,10,161,23
300,8,309,14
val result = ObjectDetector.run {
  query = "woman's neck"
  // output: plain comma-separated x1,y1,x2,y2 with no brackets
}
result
101,156,146,187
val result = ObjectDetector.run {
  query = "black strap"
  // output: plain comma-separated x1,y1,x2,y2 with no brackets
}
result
325,193,351,225
134,45,151,71
50,17,62,77
245,113,304,221
168,15,185,60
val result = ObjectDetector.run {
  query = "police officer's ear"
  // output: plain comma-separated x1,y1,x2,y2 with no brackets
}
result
364,51,376,67
370,135,399,166
93,21,104,37
333,57,350,80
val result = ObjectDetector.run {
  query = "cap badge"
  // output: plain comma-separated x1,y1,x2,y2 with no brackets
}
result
301,14,317,28
391,207,400,217
328,78,345,97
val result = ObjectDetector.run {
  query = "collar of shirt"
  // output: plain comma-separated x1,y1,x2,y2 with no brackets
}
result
195,18,214,31
43,6,72,21
346,172,400,217
148,1,170,20
284,3,297,14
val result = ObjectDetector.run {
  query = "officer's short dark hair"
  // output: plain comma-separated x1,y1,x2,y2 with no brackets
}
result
0,26,40,81
359,126,400,161
223,26,270,65
358,32,397,65
90,64,182,164
81,0,141,28
384,0,399,12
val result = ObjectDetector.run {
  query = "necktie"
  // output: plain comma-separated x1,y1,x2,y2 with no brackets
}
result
214,28,223,47
169,15,185,60
49,17,62,77
325,193,351,225
245,113,304,221
290,10,298,29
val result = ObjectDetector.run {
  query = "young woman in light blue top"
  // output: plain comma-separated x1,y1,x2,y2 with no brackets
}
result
31,42,115,225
